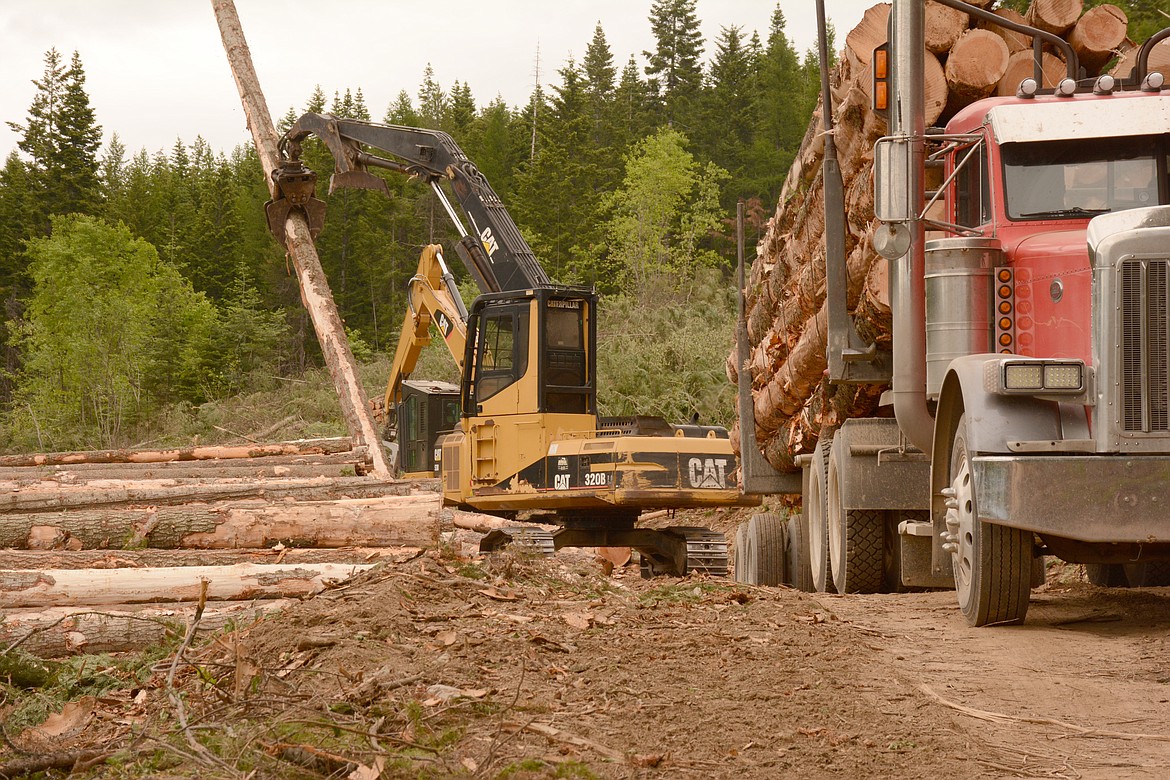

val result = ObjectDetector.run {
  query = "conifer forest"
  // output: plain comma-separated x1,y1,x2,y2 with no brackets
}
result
0,2,827,453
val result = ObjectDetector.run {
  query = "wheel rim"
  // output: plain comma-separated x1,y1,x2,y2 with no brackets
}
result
948,441,977,611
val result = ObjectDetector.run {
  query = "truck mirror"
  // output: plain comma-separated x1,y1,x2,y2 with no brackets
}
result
874,137,913,223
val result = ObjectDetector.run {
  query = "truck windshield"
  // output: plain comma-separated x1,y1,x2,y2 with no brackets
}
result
1002,136,1164,221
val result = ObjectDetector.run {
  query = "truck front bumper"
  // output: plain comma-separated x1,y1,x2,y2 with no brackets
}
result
972,455,1170,542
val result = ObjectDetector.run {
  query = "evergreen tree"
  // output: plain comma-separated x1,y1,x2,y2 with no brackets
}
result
583,24,617,101
447,81,476,138
611,57,653,150
385,91,419,125
643,0,705,126
700,25,756,189
7,49,103,234
417,64,448,128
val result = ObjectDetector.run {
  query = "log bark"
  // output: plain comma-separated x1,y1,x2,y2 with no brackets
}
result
1026,0,1084,37
0,438,355,468
0,461,371,485
0,563,374,608
210,0,392,478
0,601,289,657
925,0,970,54
1069,5,1128,74
945,29,1011,113
998,50,1068,95
0,494,440,550
0,546,418,569
0,475,408,514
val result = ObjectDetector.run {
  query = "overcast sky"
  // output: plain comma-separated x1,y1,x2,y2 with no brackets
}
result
1,1,876,161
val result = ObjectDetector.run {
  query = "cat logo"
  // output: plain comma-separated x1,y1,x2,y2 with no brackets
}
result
480,226,499,258
687,457,729,489
436,311,454,339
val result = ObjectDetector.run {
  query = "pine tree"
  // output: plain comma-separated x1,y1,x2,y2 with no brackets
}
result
700,25,756,188
643,0,705,126
417,65,448,128
385,91,419,125
447,81,476,138
7,48,103,234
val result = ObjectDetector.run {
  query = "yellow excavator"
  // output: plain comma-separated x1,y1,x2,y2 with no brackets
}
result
269,114,758,575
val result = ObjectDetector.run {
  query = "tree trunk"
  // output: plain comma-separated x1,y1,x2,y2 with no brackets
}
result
844,3,891,75
0,475,408,514
925,0,970,54
998,50,1068,95
0,601,289,658
210,0,392,478
0,438,355,468
945,29,1012,113
977,8,1033,55
1,461,370,484
0,546,418,569
0,562,374,608
0,493,439,550
1069,5,1129,74
1026,0,1084,37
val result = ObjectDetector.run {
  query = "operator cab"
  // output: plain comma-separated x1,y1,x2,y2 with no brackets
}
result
395,379,460,477
462,286,597,419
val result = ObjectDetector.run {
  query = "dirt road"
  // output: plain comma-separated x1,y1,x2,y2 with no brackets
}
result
4,527,1170,779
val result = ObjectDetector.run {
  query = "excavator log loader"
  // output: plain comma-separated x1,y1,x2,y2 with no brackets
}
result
270,114,758,575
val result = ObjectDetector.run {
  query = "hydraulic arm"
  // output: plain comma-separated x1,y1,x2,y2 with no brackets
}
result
273,113,550,293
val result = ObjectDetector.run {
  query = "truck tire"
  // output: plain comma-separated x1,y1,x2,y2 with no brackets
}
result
1122,561,1170,587
1085,563,1128,587
733,523,750,584
746,513,788,586
787,514,815,592
807,437,835,593
827,440,885,594
947,415,1032,626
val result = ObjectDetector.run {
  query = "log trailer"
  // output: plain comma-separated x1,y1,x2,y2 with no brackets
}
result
735,0,1170,625
269,114,757,576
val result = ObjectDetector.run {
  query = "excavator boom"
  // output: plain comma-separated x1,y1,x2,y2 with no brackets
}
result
277,113,549,293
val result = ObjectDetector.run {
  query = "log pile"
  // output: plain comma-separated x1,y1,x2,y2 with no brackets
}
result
0,439,440,657
731,0,1155,474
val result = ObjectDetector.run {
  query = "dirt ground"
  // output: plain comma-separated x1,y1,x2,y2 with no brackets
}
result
3,508,1170,779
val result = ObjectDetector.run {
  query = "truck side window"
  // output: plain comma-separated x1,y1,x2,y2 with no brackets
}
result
956,143,990,228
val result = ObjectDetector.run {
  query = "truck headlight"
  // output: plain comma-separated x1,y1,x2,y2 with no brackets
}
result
1001,360,1084,394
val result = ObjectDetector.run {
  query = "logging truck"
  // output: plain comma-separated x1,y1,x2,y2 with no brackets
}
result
734,0,1170,625
269,114,758,576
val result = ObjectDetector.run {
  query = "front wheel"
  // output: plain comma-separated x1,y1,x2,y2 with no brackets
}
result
946,415,1032,626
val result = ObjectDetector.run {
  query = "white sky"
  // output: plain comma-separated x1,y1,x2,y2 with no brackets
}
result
0,1,876,160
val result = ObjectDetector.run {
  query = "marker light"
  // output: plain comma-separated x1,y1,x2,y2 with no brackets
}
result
1017,78,1039,99
1143,72,1166,92
1056,78,1078,97
1094,74,1116,95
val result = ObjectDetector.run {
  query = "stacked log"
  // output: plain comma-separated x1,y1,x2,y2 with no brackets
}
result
0,440,440,657
732,1,1155,475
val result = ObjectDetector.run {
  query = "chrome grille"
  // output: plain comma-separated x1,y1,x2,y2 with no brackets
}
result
1120,258,1170,433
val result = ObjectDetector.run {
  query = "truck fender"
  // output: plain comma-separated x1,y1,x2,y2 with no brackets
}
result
928,353,1063,573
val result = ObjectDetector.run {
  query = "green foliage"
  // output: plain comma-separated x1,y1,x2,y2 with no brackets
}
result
600,126,728,291
597,265,736,426
11,215,217,449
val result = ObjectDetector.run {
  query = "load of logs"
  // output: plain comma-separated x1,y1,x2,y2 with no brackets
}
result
730,0,1170,474
0,439,440,657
